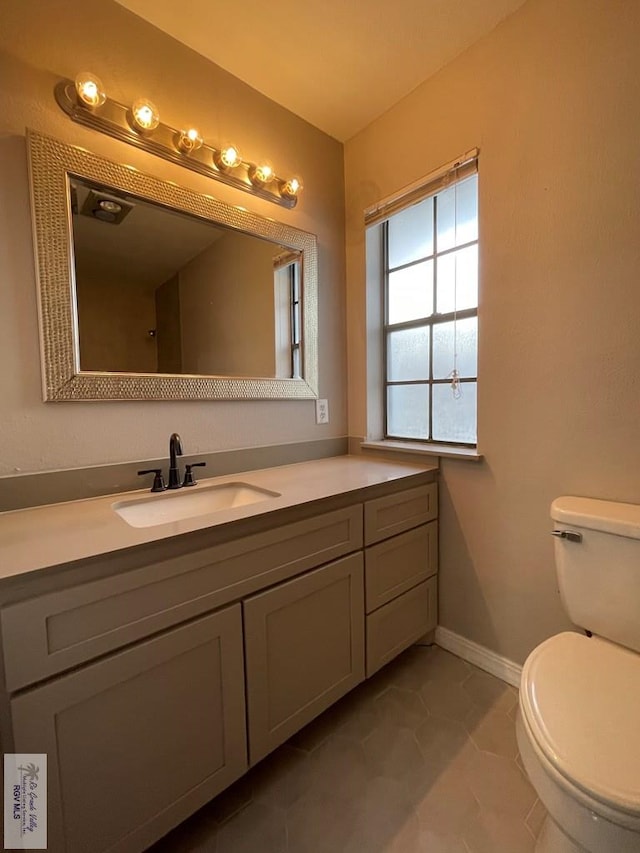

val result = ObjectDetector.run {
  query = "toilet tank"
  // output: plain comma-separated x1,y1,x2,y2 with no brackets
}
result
551,497,640,654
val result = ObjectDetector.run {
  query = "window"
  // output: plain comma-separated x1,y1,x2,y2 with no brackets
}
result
367,157,478,446
274,252,302,378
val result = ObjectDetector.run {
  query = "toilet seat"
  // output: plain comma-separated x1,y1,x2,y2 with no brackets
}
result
520,631,640,820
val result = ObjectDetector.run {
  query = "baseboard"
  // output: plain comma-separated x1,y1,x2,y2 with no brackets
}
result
435,626,522,688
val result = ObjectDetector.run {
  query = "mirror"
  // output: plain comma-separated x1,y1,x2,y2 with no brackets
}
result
71,177,303,379
27,131,318,401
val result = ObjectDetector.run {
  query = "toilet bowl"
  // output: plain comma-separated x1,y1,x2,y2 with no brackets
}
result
517,497,640,853
517,632,640,852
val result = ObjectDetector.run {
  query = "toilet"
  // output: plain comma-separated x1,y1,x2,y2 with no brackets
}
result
516,496,640,853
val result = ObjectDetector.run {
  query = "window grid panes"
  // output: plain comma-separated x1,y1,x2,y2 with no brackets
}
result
384,173,478,445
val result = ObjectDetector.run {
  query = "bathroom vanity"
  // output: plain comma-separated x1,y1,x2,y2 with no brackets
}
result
0,456,438,853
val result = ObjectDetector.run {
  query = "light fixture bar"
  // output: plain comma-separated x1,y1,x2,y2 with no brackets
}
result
54,79,299,209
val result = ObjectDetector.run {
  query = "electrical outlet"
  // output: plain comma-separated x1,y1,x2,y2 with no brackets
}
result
315,399,329,424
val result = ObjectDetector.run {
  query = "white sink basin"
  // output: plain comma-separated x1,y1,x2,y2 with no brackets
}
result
113,482,281,528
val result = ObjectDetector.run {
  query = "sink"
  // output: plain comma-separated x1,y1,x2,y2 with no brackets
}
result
112,482,281,528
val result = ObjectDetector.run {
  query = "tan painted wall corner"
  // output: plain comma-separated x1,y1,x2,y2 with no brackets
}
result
345,0,640,663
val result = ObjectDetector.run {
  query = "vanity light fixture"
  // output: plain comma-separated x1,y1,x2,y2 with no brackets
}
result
214,144,242,171
55,73,303,208
129,98,160,133
281,176,303,199
74,72,106,109
176,127,203,154
249,163,274,187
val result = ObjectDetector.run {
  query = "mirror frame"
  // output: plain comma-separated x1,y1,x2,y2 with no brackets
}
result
27,130,318,401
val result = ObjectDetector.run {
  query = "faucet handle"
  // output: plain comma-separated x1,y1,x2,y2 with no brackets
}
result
138,469,167,493
183,462,206,487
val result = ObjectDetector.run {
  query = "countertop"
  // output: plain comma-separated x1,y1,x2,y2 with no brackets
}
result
0,455,437,581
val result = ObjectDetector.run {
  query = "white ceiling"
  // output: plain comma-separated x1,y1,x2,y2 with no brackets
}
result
116,0,527,141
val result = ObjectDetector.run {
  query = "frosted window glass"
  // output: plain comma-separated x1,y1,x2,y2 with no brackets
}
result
455,175,478,246
437,175,478,252
436,186,456,253
388,260,433,324
432,317,477,379
387,327,430,381
387,384,429,439
388,198,433,268
432,382,477,444
436,245,478,314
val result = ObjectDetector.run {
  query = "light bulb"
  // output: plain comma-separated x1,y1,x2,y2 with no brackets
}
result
214,145,242,170
130,98,160,132
176,127,203,153
249,163,274,186
74,72,106,109
282,176,303,199
98,199,122,214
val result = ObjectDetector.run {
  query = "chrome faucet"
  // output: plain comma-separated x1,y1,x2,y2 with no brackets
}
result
168,432,183,489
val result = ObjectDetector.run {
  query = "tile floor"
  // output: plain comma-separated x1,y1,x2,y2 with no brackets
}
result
150,645,546,852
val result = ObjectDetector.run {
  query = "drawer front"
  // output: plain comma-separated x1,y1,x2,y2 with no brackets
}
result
1,504,363,692
365,522,437,613
364,483,437,545
244,552,365,765
366,576,437,677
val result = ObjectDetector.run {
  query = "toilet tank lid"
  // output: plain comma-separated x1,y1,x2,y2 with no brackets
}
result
551,496,640,540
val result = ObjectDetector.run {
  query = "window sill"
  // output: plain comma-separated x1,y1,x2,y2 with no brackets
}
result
360,439,483,462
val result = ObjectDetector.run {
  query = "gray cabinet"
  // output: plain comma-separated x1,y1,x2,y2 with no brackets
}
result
364,486,438,677
1,475,437,852
244,552,365,764
11,606,247,853
365,521,437,612
0,505,363,693
364,482,437,544
366,576,438,676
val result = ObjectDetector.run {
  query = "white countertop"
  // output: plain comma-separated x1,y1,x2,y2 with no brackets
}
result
0,456,436,581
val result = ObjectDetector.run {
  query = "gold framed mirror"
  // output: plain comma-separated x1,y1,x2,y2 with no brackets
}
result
27,130,318,401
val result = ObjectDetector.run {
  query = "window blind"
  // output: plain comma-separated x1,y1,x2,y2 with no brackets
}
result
364,148,479,228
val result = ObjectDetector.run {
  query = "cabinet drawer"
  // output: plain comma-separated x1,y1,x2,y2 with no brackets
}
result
364,483,437,545
365,522,437,613
244,552,365,764
366,576,437,677
1,504,363,692
11,605,247,853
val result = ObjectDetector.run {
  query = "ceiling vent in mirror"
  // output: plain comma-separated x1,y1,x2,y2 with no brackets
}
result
79,189,134,225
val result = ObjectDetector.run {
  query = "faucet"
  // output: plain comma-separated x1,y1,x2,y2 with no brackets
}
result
168,432,183,489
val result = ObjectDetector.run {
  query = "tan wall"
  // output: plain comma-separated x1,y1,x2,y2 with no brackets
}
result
345,0,640,663
0,0,345,474
179,232,276,376
76,268,158,373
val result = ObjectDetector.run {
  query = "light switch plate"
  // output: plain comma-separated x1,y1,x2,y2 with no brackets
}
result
315,399,329,424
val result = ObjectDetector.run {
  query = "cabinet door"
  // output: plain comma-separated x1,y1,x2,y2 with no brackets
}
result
244,553,365,764
11,605,247,853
